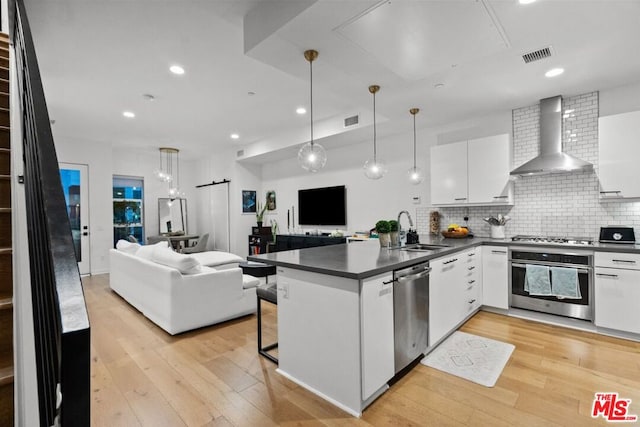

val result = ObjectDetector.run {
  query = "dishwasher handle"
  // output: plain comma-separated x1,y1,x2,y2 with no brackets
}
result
396,267,431,282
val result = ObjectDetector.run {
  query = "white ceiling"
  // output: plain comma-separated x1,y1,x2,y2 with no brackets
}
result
23,0,640,162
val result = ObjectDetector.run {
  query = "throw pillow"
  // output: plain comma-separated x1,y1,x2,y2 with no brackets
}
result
115,239,141,254
136,241,169,260
152,246,202,275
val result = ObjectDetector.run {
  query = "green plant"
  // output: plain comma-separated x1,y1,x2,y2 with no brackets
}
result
256,201,268,222
375,220,390,234
388,220,399,232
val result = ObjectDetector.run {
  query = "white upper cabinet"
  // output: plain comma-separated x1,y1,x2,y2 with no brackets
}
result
598,111,640,200
430,141,468,205
431,134,512,206
467,134,513,204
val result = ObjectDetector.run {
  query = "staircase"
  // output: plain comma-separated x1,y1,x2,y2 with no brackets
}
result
0,32,13,426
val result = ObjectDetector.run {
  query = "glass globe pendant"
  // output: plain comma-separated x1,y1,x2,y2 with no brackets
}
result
298,49,327,172
364,85,386,179
407,108,425,185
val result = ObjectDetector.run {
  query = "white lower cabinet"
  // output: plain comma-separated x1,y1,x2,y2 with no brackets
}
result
360,273,395,400
430,248,482,346
595,252,640,334
482,246,509,309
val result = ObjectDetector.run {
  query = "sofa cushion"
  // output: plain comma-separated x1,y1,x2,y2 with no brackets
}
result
136,241,170,260
116,239,141,254
152,246,202,275
242,274,260,289
190,251,244,268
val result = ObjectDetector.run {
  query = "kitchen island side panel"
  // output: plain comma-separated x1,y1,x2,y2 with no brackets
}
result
276,267,363,415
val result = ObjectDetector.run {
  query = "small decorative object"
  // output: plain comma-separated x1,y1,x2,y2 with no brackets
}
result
482,214,510,239
266,190,276,211
388,220,399,246
256,201,268,227
242,190,257,213
490,225,506,239
430,211,440,235
375,220,391,248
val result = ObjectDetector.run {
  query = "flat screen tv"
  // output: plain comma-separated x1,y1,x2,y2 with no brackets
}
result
298,185,346,226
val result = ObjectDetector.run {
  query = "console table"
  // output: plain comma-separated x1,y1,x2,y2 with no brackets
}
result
248,234,346,255
274,234,346,252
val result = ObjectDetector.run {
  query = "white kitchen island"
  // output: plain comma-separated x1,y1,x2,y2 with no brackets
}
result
249,239,476,416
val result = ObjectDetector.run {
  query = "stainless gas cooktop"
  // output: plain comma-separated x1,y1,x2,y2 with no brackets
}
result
510,235,594,246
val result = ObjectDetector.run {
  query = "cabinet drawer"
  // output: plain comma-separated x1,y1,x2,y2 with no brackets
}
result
595,267,640,334
595,252,640,270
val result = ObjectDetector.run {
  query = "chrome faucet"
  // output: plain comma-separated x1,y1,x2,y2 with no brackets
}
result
397,210,414,247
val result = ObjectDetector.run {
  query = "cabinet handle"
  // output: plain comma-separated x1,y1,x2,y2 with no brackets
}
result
454,198,467,201
468,252,476,257
492,195,508,199
491,250,507,254
443,258,458,265
468,266,475,271
596,273,619,278
599,191,622,194
612,259,636,264
468,280,475,284
382,278,397,285
468,299,476,304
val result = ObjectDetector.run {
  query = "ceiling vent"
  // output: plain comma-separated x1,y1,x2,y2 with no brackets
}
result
344,114,359,127
522,46,552,64
236,149,244,157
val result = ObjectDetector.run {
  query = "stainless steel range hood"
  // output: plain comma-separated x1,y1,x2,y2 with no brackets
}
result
510,96,594,177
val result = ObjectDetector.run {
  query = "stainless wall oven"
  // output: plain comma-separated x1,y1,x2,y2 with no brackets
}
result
509,246,594,321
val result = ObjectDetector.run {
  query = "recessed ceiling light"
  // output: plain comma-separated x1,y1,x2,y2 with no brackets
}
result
169,65,185,75
123,111,135,118
296,107,307,115
230,133,239,140
519,0,536,4
434,83,445,89
545,67,564,78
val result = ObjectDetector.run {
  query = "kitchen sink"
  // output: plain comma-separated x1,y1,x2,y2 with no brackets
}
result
401,243,450,252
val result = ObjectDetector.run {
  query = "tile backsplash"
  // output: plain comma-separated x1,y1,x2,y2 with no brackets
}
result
418,91,640,240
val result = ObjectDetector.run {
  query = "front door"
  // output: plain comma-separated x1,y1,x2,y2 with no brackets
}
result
59,163,90,275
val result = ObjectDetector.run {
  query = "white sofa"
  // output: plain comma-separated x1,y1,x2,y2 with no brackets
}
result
109,242,258,335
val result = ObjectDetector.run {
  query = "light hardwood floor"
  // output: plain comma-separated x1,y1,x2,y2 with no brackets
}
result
84,274,640,426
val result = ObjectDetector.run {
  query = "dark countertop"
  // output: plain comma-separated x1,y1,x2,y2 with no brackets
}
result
247,235,640,280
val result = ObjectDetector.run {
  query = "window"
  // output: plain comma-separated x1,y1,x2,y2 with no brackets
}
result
113,176,144,246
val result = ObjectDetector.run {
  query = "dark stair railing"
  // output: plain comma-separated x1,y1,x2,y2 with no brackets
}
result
11,0,90,425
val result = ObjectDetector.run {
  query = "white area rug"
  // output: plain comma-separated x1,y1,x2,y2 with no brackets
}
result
421,331,515,387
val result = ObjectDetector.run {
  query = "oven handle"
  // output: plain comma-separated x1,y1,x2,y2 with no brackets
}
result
511,262,591,274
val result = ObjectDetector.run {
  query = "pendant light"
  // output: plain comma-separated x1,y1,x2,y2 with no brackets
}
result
407,108,425,185
298,49,327,172
363,85,387,179
155,147,183,199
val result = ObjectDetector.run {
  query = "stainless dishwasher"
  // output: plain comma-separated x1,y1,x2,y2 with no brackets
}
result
393,261,430,373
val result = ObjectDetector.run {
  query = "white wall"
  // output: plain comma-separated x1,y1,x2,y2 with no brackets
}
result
260,133,429,235
111,146,198,243
53,140,200,274
257,110,512,238
194,147,263,257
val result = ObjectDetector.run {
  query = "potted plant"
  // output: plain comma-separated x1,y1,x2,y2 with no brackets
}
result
375,220,391,248
256,202,268,227
389,220,399,247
